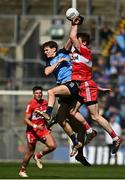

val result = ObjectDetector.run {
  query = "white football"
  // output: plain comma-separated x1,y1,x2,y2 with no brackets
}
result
66,8,79,21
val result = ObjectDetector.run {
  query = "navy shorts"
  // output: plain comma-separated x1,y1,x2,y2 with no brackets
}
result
63,81,79,96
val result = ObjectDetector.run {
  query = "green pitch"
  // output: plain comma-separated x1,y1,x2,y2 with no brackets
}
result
0,162,124,179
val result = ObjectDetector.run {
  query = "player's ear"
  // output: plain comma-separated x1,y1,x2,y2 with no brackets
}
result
83,41,87,46
53,48,56,52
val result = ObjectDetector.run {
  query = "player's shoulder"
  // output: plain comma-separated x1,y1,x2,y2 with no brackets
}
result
58,47,70,55
27,98,36,106
80,45,92,58
81,44,89,50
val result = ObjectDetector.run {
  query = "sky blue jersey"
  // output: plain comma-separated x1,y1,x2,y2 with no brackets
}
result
46,48,72,84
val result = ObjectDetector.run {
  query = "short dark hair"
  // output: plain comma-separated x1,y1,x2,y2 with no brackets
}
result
42,41,58,51
41,41,58,61
77,32,90,45
32,86,43,93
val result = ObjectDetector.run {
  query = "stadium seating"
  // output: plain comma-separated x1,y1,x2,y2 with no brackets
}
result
0,0,124,18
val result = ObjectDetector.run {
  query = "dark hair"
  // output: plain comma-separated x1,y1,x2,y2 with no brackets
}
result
41,41,58,61
77,32,90,45
42,41,58,51
32,86,43,92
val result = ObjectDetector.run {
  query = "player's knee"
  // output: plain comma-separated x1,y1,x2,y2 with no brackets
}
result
49,143,56,151
91,113,100,121
69,109,76,116
59,120,67,128
48,89,54,96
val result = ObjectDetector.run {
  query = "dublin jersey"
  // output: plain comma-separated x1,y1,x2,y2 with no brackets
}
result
71,44,93,81
46,48,72,84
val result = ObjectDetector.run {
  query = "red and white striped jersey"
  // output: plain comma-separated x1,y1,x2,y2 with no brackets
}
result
25,98,47,126
71,44,93,81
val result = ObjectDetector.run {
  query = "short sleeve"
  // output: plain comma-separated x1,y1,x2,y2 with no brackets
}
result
25,103,33,116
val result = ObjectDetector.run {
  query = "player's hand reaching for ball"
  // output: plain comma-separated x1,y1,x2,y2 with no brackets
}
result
72,16,84,25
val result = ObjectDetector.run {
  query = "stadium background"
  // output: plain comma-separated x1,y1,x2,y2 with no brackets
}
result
0,0,125,166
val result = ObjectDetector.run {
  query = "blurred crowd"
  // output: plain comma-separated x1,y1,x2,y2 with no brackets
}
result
90,22,125,130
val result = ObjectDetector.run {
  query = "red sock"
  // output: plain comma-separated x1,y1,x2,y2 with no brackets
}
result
109,130,118,139
82,122,92,133
21,167,26,172
35,152,43,159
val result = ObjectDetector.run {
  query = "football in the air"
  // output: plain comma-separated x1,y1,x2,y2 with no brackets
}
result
66,8,80,21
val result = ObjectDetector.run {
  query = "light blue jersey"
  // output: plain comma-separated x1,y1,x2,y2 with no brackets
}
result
46,48,72,84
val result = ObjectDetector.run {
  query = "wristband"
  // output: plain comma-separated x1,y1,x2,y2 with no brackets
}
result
33,124,37,128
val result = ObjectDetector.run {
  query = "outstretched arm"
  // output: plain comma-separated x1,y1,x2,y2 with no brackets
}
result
44,60,61,76
69,17,82,51
64,38,72,51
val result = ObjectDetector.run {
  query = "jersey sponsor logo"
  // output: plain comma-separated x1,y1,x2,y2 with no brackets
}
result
71,53,92,67
32,112,44,120
69,82,75,88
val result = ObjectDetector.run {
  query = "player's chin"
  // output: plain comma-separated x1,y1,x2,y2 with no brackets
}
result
46,54,51,58
36,97,41,101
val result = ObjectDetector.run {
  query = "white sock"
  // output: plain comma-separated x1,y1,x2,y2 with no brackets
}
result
113,136,119,141
86,128,93,134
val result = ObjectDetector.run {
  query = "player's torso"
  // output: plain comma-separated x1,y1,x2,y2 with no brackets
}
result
26,99,47,126
50,52,72,84
71,46,93,81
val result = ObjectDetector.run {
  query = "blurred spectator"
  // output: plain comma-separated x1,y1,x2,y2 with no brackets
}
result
93,55,110,87
118,68,125,97
105,112,122,164
99,22,112,45
98,95,109,117
90,20,96,45
109,52,121,75
120,96,125,128
115,27,125,57
106,88,121,110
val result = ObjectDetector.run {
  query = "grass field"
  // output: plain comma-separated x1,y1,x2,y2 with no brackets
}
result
0,162,124,179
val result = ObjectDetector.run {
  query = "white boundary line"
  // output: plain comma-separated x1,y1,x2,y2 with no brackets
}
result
0,90,47,96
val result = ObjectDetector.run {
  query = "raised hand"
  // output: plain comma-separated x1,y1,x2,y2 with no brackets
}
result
72,15,84,25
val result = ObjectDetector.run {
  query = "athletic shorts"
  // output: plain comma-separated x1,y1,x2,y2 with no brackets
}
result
58,81,82,106
63,81,79,96
58,96,77,106
79,80,98,104
26,127,50,144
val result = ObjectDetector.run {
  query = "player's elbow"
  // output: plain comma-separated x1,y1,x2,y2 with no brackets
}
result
44,69,49,76
23,119,27,125
70,35,76,42
48,89,55,96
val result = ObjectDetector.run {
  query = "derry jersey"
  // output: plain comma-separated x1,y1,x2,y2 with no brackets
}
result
46,48,72,84
70,44,98,103
71,44,93,81
25,98,48,131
